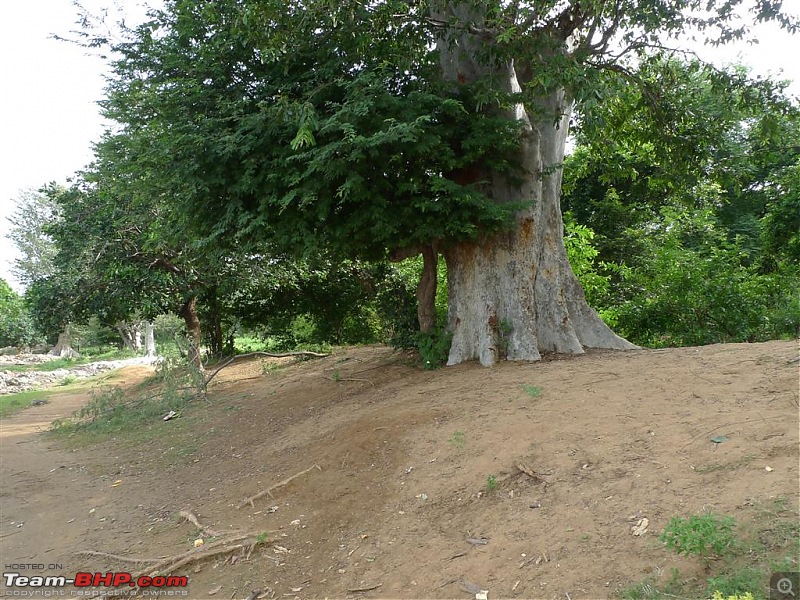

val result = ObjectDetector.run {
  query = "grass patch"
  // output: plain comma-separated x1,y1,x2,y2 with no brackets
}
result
523,384,542,398
0,376,106,419
51,357,203,443
694,454,757,473
618,500,800,600
0,389,52,417
450,430,466,449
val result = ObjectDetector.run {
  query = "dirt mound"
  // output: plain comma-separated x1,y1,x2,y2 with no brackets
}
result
1,341,797,599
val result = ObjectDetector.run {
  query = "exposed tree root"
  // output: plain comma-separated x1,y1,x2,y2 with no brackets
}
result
76,511,272,598
178,509,223,538
204,351,330,388
238,464,322,509
74,550,161,564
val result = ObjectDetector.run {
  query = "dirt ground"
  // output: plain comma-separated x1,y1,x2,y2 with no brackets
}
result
1,340,798,600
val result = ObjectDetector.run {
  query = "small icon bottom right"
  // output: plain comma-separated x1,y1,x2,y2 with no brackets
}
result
771,572,799,600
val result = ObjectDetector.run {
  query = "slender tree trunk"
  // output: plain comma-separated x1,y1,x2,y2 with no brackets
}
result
202,286,224,356
417,243,439,334
144,321,156,357
178,296,203,370
50,323,80,358
116,321,143,353
435,5,636,366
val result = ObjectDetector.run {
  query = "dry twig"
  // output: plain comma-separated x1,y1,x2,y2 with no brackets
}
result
347,583,383,593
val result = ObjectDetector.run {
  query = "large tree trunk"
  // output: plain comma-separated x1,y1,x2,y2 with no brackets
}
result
178,296,203,371
435,5,636,366
49,324,80,358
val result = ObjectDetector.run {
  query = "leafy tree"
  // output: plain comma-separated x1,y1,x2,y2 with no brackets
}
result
0,279,41,348
84,0,797,365
561,56,800,346
5,185,61,286
563,56,800,266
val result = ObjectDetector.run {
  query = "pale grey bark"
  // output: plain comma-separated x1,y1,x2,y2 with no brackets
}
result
116,321,143,353
144,321,156,356
434,4,636,366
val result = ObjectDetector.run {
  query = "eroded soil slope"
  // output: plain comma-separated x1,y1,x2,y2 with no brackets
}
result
1,341,798,599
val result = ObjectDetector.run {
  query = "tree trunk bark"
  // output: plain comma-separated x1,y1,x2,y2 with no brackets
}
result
416,243,439,334
203,286,224,357
116,321,143,353
144,321,156,357
49,324,80,358
434,5,636,366
178,296,203,370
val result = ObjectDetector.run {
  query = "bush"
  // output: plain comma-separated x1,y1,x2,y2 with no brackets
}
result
660,513,737,560
0,279,42,347
606,210,800,347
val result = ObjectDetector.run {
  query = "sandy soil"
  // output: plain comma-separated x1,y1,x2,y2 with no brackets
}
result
0,341,797,600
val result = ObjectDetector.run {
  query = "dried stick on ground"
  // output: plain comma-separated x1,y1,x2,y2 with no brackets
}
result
324,376,375,386
238,464,321,509
348,583,383,593
204,352,330,388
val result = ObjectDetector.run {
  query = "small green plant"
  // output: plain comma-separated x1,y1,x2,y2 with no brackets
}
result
496,319,513,357
523,384,542,398
59,374,79,386
707,592,754,600
486,474,498,491
416,326,452,370
450,431,466,448
705,568,762,600
332,368,341,382
660,513,737,561
256,531,269,544
261,362,280,375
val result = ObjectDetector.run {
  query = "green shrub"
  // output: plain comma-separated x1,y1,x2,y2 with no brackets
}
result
608,209,800,347
416,326,452,369
660,513,737,560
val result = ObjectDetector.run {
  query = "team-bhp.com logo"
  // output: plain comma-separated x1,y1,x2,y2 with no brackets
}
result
4,571,188,590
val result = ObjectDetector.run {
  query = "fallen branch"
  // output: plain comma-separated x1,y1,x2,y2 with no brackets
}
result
238,464,321,509
243,591,262,600
179,509,223,538
74,550,161,565
324,376,375,386
204,351,330,389
347,583,383,593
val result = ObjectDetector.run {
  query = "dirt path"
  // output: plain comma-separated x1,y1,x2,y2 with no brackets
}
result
0,342,797,600
0,367,156,578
